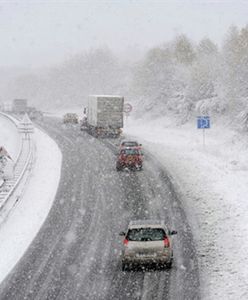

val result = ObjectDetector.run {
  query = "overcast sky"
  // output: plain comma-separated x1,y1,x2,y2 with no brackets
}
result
0,0,248,68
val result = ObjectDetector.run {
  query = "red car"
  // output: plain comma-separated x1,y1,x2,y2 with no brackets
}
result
116,147,143,171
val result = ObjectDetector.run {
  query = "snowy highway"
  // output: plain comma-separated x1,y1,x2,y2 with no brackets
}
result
0,117,199,300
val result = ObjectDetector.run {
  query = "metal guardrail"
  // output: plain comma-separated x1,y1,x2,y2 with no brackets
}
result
0,113,34,223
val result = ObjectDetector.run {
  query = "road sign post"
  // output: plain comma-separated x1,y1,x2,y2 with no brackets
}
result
123,103,132,127
197,116,210,147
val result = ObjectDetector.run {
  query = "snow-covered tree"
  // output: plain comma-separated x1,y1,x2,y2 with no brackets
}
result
174,35,196,65
197,38,218,56
131,46,176,115
187,38,222,115
2,48,129,110
222,25,248,124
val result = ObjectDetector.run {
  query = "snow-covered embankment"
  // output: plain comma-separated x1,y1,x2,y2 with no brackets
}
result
0,116,62,283
126,117,248,300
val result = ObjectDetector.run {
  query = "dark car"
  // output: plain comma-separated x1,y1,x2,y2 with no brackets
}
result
63,113,79,124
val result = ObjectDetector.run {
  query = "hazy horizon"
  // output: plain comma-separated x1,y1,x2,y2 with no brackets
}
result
0,0,247,68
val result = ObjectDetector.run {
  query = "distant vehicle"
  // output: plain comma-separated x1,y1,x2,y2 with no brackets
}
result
63,113,79,124
0,102,12,112
12,99,27,113
11,99,43,120
116,147,143,171
120,220,177,271
27,107,43,121
80,95,124,138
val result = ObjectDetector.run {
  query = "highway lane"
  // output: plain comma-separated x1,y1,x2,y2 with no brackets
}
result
0,118,200,300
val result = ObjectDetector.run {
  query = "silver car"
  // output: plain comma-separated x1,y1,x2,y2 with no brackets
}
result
120,220,177,271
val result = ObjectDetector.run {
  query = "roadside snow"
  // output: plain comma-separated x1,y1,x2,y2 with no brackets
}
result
0,122,62,283
125,117,248,300
0,115,21,161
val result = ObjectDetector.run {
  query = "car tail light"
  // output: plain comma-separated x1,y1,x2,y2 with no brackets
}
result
123,238,128,246
164,237,170,248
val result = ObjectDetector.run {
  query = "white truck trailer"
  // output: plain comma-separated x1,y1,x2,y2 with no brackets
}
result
81,95,124,138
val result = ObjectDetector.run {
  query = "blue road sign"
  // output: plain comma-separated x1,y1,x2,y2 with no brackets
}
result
197,116,210,129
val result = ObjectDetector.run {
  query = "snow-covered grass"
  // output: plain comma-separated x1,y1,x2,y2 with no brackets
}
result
0,115,20,185
125,116,248,300
0,115,21,161
0,121,62,283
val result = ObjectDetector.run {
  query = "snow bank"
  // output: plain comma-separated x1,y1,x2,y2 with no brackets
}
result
0,126,62,283
125,117,248,300
0,115,21,161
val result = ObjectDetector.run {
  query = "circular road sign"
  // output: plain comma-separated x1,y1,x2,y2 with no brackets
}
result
123,103,132,113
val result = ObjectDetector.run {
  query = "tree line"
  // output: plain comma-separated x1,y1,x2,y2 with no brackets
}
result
1,25,248,128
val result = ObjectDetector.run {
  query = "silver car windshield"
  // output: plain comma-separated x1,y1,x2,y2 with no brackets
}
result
127,228,166,241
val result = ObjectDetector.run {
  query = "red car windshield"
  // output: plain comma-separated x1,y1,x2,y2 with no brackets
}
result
120,149,140,155
121,142,139,147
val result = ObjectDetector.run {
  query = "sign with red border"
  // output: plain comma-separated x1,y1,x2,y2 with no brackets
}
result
123,103,132,113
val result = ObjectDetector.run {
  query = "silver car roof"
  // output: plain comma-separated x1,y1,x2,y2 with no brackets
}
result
128,220,167,229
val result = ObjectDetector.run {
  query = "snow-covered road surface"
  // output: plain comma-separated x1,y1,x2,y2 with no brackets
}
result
4,109,245,299
125,116,248,300
0,118,199,300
